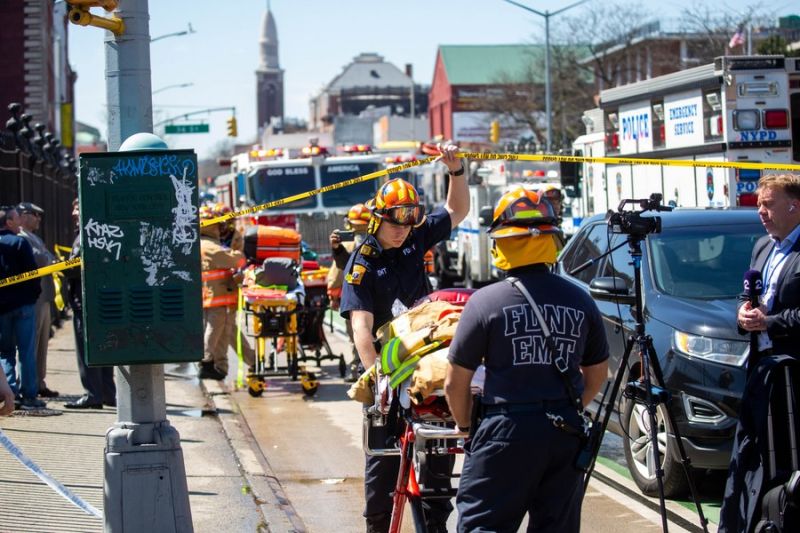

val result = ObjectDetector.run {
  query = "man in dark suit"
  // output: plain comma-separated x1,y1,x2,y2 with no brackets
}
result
721,173,800,532
737,173,800,358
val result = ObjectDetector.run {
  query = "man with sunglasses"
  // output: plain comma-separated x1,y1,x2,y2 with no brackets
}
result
340,144,468,533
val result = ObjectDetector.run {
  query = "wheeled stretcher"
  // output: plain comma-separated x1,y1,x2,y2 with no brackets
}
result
363,365,468,533
240,286,318,397
298,268,347,376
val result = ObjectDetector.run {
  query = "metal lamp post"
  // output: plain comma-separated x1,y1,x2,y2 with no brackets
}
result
502,0,591,153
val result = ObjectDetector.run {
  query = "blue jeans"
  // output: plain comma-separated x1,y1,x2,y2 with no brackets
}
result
0,304,38,399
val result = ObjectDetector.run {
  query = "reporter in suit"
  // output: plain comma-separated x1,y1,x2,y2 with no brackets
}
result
737,173,800,358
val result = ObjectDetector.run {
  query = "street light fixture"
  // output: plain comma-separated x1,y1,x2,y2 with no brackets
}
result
151,22,195,43
502,0,591,153
152,82,194,95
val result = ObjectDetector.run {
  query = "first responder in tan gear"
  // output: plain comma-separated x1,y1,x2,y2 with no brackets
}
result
199,206,254,380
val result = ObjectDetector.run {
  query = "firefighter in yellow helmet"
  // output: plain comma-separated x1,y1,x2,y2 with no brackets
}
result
327,202,372,382
445,186,609,532
199,205,254,380
340,143,469,533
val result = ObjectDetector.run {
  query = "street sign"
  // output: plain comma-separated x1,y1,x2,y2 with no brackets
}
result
164,123,209,134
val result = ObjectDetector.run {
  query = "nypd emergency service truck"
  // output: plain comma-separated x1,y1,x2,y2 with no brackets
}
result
573,55,800,217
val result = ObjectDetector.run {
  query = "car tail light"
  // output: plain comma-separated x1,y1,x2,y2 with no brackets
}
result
763,109,789,129
733,110,760,131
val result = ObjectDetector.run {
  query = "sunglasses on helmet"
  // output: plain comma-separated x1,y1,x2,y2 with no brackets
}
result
379,205,425,226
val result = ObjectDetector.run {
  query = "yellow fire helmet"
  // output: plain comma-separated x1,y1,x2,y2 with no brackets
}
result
489,186,562,270
345,202,371,230
367,178,425,234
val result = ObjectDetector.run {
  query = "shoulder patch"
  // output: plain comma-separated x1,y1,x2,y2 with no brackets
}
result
346,264,367,285
359,244,377,257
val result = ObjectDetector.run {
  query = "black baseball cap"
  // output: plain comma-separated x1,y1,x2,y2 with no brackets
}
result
17,202,44,215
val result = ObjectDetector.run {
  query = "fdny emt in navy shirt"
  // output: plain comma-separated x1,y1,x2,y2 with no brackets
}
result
339,144,469,533
445,186,609,533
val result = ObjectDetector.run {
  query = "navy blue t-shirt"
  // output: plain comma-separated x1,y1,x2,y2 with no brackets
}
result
340,206,451,334
448,264,609,404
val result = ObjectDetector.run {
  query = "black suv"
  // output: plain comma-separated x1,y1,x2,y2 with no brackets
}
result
555,209,763,496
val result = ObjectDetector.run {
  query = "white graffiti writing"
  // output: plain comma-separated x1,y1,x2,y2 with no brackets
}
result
84,218,124,260
170,168,197,254
139,222,176,286
86,167,117,187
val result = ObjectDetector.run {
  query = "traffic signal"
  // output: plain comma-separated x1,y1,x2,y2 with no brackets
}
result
226,117,237,138
490,120,500,144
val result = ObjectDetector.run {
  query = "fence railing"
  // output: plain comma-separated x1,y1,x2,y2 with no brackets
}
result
1,103,77,250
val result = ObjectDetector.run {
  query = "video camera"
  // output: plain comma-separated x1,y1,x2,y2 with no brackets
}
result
607,193,672,238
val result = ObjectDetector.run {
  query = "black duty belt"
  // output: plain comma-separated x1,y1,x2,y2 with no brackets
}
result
483,399,573,416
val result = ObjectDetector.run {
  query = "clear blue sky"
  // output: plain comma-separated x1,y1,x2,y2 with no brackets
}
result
67,0,797,159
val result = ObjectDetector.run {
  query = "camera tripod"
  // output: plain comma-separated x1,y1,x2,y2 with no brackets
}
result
575,232,709,533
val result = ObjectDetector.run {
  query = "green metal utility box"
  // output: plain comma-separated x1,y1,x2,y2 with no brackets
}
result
78,149,203,365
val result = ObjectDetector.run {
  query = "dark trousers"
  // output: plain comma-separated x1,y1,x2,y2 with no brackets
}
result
457,407,584,533
72,310,115,404
365,424,454,532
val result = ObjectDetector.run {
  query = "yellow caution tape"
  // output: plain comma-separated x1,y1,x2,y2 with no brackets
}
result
3,152,799,289
200,155,439,227
0,257,82,289
460,152,800,172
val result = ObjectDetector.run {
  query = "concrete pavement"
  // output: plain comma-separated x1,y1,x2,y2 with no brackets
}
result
0,311,715,532
0,318,269,532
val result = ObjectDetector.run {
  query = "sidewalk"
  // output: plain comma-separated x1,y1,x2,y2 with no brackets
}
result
0,318,268,532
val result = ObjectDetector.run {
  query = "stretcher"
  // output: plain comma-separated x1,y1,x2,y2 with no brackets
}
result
298,268,347,376
357,289,476,532
240,285,318,397
363,365,468,533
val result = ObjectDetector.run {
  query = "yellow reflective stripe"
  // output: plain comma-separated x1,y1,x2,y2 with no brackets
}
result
389,354,421,389
513,209,543,219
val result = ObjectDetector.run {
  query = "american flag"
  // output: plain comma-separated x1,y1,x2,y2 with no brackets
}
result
729,26,746,49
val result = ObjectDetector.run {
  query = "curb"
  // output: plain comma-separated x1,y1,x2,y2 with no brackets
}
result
201,379,307,533
591,461,711,533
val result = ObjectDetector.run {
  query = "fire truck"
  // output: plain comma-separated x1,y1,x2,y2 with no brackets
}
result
572,55,800,219
215,144,384,261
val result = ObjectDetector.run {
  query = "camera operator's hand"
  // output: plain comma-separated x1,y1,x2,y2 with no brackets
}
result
738,301,768,331
329,230,342,251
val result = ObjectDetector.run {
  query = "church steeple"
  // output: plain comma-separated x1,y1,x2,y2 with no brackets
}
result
258,1,279,71
256,1,285,135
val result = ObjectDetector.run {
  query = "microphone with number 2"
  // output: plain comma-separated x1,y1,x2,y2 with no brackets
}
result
743,269,763,308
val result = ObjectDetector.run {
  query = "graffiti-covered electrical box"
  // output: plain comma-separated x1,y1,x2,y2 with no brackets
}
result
78,149,203,365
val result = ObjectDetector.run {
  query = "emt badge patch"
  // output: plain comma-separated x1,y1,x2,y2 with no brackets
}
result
346,264,367,285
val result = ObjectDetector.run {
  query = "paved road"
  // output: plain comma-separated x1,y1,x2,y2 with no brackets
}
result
222,327,711,532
